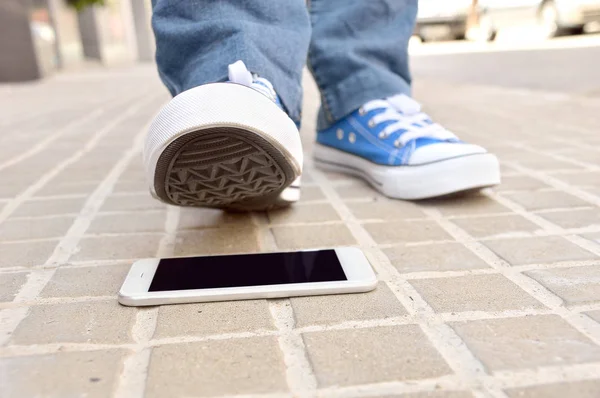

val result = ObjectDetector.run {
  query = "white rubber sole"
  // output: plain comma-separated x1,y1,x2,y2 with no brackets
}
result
313,144,501,200
143,83,303,210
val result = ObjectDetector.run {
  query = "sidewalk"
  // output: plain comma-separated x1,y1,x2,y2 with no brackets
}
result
1,65,600,398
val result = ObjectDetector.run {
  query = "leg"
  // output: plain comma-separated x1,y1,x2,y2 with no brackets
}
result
145,1,310,210
151,0,310,123
309,0,501,199
307,0,417,129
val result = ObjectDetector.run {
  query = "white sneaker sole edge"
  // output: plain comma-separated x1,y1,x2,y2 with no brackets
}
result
314,143,501,200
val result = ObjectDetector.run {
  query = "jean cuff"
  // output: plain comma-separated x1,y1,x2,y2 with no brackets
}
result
316,67,412,131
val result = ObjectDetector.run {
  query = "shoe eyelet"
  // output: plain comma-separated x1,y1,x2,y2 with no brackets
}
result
358,107,366,116
349,132,356,144
368,120,375,128
378,132,387,139
336,129,344,140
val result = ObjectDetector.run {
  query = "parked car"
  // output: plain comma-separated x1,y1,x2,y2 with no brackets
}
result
478,0,600,40
415,0,476,41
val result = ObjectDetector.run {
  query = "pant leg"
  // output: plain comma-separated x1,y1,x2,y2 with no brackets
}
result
307,0,418,130
151,0,311,123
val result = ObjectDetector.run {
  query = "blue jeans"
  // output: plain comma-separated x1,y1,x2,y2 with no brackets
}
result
151,0,417,129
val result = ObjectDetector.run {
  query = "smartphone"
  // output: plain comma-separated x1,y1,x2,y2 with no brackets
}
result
118,247,376,306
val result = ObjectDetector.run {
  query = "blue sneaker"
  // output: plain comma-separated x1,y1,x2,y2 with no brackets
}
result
314,94,500,199
144,61,302,210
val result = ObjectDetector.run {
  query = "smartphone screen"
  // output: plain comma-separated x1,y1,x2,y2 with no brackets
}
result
148,250,347,292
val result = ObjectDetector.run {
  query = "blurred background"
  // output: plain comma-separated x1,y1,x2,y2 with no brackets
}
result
2,0,600,95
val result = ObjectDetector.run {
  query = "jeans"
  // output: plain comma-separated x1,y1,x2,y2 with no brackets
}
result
151,0,417,129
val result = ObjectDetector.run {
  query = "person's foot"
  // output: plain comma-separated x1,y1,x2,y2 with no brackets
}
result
314,94,500,199
144,61,302,211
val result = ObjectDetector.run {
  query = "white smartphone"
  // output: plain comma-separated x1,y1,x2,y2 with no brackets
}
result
118,247,377,306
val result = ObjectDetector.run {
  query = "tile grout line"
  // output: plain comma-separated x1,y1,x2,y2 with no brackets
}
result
508,162,600,208
0,110,103,172
198,360,600,398
309,167,507,398
508,142,600,172
114,205,181,398
424,200,600,347
252,213,319,397
485,190,600,257
0,88,153,174
0,93,161,226
0,98,160,346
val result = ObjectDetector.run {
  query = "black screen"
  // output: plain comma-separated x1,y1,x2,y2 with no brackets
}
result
148,250,347,292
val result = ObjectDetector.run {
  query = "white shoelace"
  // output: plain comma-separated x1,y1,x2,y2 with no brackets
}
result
227,60,277,103
362,94,457,147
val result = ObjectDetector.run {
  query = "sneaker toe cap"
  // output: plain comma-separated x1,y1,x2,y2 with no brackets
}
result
408,142,487,165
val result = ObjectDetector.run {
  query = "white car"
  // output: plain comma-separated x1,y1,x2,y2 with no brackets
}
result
479,0,600,40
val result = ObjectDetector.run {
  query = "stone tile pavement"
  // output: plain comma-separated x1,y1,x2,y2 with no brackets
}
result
1,65,600,398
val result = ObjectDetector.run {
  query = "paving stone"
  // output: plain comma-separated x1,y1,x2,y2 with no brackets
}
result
451,315,600,371
40,263,130,298
87,211,166,233
0,271,27,302
0,240,57,267
177,207,253,230
72,235,162,261
271,224,356,249
11,197,87,217
553,171,600,187
410,274,544,313
384,243,489,273
506,191,590,211
299,185,325,201
451,215,540,238
303,325,452,387
37,181,99,196
347,200,426,221
11,300,136,344
364,220,451,245
581,233,600,245
585,310,600,322
0,216,75,241
112,179,148,193
483,236,597,265
335,181,384,200
505,380,600,398
52,164,112,183
174,228,260,256
517,158,584,171
322,170,351,181
525,266,600,306
100,193,165,212
423,195,510,216
267,203,340,224
146,337,287,397
153,300,274,338
0,183,29,198
291,283,406,327
495,175,550,191
538,208,600,229
0,350,124,398
378,392,473,398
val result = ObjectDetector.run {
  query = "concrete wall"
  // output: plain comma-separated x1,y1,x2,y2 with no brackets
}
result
0,0,42,82
48,0,85,68
77,0,138,65
131,0,155,62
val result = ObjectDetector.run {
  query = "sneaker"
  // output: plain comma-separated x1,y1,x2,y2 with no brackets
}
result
144,61,302,211
314,94,500,199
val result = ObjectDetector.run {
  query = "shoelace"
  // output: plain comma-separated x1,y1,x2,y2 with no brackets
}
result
227,60,278,103
361,94,457,148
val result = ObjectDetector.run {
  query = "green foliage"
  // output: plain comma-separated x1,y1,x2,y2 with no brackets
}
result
66,0,105,12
